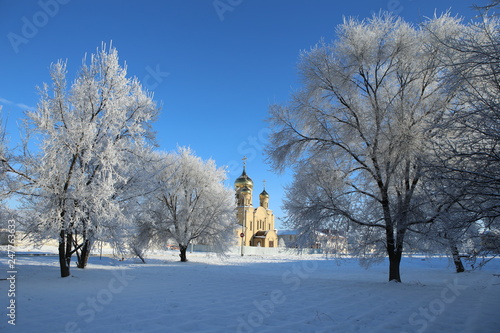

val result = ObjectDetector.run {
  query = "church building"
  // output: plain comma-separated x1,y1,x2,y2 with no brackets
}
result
234,163,278,247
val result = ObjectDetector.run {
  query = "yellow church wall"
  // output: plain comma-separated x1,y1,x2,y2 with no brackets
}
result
235,207,260,247
234,205,278,247
253,206,274,231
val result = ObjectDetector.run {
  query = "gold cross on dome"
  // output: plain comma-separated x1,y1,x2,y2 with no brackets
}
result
242,156,248,167
263,179,266,189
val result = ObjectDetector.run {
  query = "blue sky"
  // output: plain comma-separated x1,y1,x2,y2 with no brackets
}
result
0,0,480,228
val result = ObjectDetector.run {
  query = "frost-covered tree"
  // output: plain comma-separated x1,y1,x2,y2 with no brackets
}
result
282,155,384,261
406,181,482,273
434,10,500,223
22,44,158,277
0,108,29,231
0,108,7,199
0,110,20,223
411,5,500,269
0,110,9,221
140,148,235,262
475,0,500,12
118,151,165,263
266,14,461,282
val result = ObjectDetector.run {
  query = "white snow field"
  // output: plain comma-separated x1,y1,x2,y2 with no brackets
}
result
1,247,499,333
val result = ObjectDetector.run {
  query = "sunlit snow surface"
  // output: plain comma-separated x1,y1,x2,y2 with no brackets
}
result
1,247,499,333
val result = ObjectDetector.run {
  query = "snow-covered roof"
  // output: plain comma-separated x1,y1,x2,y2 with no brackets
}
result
276,229,299,236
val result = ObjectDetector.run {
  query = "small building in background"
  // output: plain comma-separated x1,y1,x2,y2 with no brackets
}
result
276,229,348,254
276,229,299,248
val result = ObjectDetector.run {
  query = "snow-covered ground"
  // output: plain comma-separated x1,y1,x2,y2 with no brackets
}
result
1,246,499,333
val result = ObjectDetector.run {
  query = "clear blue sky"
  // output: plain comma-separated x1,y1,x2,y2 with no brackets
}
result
0,0,480,228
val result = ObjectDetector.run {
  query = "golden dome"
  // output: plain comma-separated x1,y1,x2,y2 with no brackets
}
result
259,189,269,199
234,168,253,190
240,186,251,194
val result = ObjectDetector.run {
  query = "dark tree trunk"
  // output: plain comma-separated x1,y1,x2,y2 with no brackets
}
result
65,233,72,268
179,244,188,262
58,230,71,278
77,239,92,269
388,249,402,282
385,222,405,282
450,242,465,273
